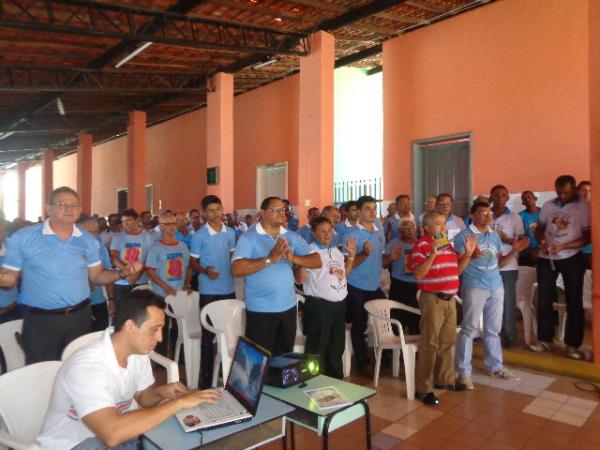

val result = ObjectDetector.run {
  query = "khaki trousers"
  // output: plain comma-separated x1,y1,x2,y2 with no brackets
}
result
415,291,457,393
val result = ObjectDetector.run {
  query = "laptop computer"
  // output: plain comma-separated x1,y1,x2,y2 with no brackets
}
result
175,336,271,432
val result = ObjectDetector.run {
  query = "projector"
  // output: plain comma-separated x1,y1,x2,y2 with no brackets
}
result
265,353,320,388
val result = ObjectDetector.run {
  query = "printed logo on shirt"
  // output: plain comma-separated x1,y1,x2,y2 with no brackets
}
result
124,243,142,263
166,253,184,281
473,243,498,271
67,405,79,421
550,212,571,238
116,398,134,414
327,259,347,292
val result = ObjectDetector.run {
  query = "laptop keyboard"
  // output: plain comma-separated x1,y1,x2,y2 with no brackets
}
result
197,398,238,423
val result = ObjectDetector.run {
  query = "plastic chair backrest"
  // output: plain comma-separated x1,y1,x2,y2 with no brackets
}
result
132,284,152,291
165,291,201,336
364,299,407,347
0,319,24,373
200,300,245,357
0,360,62,444
516,266,537,303
62,331,103,360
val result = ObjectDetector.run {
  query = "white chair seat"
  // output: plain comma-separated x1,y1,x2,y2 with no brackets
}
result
0,319,24,373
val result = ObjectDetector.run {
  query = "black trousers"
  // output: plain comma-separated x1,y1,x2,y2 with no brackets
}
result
303,296,346,379
388,278,420,335
346,284,385,368
114,284,134,307
245,306,296,357
91,303,109,332
22,304,91,364
536,252,585,348
199,292,235,389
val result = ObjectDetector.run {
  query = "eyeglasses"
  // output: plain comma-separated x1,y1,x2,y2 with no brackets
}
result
161,222,178,226
51,202,81,210
268,207,286,213
476,211,493,216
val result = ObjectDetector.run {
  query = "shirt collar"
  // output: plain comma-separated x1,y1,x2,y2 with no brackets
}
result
356,222,379,232
256,221,287,237
552,195,581,207
344,218,354,227
206,223,227,235
43,219,82,237
469,223,492,235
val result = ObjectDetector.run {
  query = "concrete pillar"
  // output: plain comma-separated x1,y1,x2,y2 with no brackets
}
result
206,72,234,211
17,162,27,220
127,111,147,212
77,133,93,215
41,149,54,216
297,31,335,225
589,0,600,364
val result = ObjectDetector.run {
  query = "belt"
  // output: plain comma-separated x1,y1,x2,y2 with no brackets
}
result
28,299,91,315
432,292,455,301
0,302,17,316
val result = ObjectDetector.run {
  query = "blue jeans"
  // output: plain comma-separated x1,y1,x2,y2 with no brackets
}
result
455,286,504,375
72,437,138,449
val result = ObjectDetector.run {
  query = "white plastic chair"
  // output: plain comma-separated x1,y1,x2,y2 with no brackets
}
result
342,324,353,378
515,266,538,345
0,319,24,373
165,291,202,389
293,293,306,353
0,360,62,450
200,299,245,387
61,331,179,383
554,269,592,343
132,284,152,291
364,300,420,399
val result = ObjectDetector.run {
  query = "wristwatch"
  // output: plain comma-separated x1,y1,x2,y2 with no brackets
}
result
265,257,272,267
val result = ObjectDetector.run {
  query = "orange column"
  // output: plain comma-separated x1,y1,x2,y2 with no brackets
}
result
589,0,600,364
77,133,93,215
17,162,27,220
127,111,147,212
41,149,54,214
297,31,335,225
0,171,4,213
206,72,234,211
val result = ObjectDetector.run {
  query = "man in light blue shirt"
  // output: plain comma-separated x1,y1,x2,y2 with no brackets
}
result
335,201,359,244
297,207,320,243
146,212,192,298
0,221,19,325
0,187,141,363
190,196,237,387
232,196,321,355
111,209,155,306
454,199,527,389
341,195,386,375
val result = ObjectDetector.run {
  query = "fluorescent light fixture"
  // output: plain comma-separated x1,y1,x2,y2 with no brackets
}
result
253,58,278,69
56,98,65,116
115,41,153,68
0,131,15,141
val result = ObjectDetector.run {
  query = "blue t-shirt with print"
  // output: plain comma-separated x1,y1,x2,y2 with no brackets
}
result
110,230,154,285
232,224,313,313
146,240,190,297
454,226,503,290
190,224,236,295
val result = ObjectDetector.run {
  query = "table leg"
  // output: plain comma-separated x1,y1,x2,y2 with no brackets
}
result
361,400,372,450
282,417,287,450
322,416,333,450
290,420,296,450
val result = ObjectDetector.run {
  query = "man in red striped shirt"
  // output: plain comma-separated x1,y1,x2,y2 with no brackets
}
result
410,211,476,406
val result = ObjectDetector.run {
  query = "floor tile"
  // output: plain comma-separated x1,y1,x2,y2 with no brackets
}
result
550,412,587,427
371,432,403,450
381,423,417,440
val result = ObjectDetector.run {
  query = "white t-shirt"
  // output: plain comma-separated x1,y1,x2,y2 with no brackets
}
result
492,209,525,271
38,328,155,450
538,197,590,260
446,215,466,241
303,245,348,302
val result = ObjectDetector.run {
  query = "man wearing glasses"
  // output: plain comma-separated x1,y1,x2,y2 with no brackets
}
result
0,186,142,363
436,193,466,242
232,197,321,355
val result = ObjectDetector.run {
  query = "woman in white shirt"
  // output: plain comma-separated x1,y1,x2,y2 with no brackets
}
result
295,217,356,379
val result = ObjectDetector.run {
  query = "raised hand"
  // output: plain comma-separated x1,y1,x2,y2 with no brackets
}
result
363,241,372,256
0,269,18,288
269,237,288,263
464,235,478,256
206,266,220,280
340,237,357,258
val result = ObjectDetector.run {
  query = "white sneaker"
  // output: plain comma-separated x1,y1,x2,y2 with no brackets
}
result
456,374,474,390
529,341,551,353
489,367,520,382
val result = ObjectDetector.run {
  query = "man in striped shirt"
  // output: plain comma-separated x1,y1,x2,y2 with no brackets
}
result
410,211,476,406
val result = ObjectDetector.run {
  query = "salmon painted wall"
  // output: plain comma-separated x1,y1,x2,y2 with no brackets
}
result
146,108,207,213
383,0,590,199
91,136,127,216
53,153,77,190
234,75,299,209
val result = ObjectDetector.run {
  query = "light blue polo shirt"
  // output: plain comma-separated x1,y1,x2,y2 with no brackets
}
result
0,243,18,308
146,240,190,297
175,229,193,250
387,213,416,241
110,230,154,285
454,224,503,290
3,220,101,309
90,240,112,305
297,225,312,243
232,222,313,313
342,222,385,291
384,239,416,283
335,219,354,245
190,224,236,295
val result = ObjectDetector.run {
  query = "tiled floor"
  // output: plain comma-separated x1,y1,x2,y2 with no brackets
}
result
257,362,600,450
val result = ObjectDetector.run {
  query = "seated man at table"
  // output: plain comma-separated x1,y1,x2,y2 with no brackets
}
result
38,290,220,450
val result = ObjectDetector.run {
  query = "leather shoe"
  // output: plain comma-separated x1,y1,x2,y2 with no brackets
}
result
416,392,439,406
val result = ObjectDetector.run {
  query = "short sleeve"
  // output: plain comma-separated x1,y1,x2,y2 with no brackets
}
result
146,246,159,270
514,213,525,236
86,236,101,268
64,364,118,419
453,231,466,254
409,240,430,268
290,233,313,256
538,203,548,225
182,246,191,267
99,244,112,270
2,231,25,271
232,234,254,261
110,233,122,252
228,229,236,251
190,232,201,259
135,357,155,392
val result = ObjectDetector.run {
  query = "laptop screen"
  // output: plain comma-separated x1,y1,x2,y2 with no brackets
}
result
225,336,270,415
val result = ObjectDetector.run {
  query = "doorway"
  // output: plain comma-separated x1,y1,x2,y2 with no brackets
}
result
256,162,288,209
